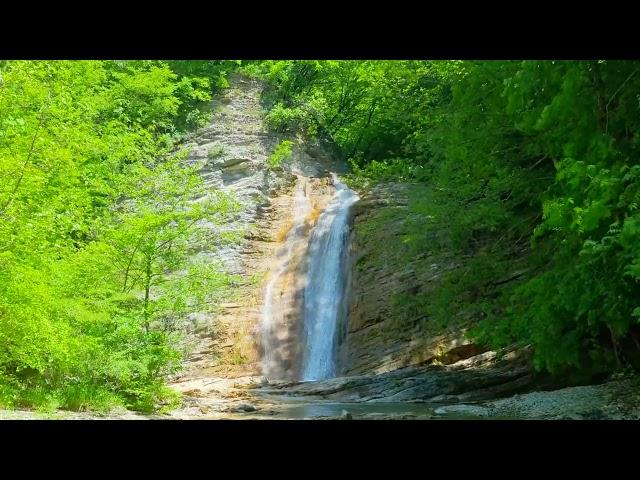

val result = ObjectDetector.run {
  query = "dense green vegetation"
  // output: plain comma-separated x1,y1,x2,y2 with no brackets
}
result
267,140,294,169
246,60,640,377
0,60,240,412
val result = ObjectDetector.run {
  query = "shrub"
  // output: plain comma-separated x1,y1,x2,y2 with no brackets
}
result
268,140,294,169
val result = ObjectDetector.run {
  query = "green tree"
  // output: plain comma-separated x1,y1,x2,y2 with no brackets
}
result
0,60,239,412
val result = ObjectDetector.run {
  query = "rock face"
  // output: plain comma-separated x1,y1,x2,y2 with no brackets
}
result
169,75,529,415
257,347,537,403
175,74,286,378
172,74,346,385
340,182,477,376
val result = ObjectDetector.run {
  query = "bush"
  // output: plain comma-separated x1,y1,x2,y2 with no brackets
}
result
268,140,294,169
207,145,225,159
264,104,312,134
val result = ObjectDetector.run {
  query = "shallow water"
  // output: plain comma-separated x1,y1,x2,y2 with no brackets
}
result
236,399,510,420
275,401,435,419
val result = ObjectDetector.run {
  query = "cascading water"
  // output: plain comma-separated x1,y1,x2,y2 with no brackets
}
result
261,176,311,378
300,173,359,381
260,172,359,381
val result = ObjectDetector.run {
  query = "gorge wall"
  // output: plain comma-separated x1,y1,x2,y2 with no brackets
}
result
175,74,344,381
341,183,483,376
176,74,519,386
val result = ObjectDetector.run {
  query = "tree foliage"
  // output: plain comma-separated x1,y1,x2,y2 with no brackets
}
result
250,60,640,376
0,60,238,412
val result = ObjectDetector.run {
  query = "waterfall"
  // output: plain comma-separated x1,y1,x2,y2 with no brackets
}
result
301,173,359,381
260,172,358,381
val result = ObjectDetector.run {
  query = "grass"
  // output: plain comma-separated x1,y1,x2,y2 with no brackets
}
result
58,384,122,412
275,219,294,242
247,271,267,287
229,351,249,365
306,200,323,224
207,145,225,159
223,322,259,367
0,380,124,414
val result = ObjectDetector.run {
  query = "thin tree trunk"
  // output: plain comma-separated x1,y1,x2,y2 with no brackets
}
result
122,241,142,293
605,67,639,133
143,256,152,333
610,327,621,368
0,110,46,216
350,98,378,158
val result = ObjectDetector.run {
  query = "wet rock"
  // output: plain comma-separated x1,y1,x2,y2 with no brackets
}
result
224,402,258,413
562,414,584,420
259,347,536,404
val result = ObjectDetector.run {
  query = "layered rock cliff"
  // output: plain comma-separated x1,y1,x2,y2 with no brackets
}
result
172,74,343,384
174,75,517,385
340,183,482,376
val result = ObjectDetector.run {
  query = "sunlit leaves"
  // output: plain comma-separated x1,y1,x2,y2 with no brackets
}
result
0,60,236,411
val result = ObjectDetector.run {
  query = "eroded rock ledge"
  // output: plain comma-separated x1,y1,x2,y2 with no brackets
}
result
256,347,537,403
341,183,470,376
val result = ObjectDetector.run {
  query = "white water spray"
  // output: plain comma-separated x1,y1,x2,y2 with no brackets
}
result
301,173,359,381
